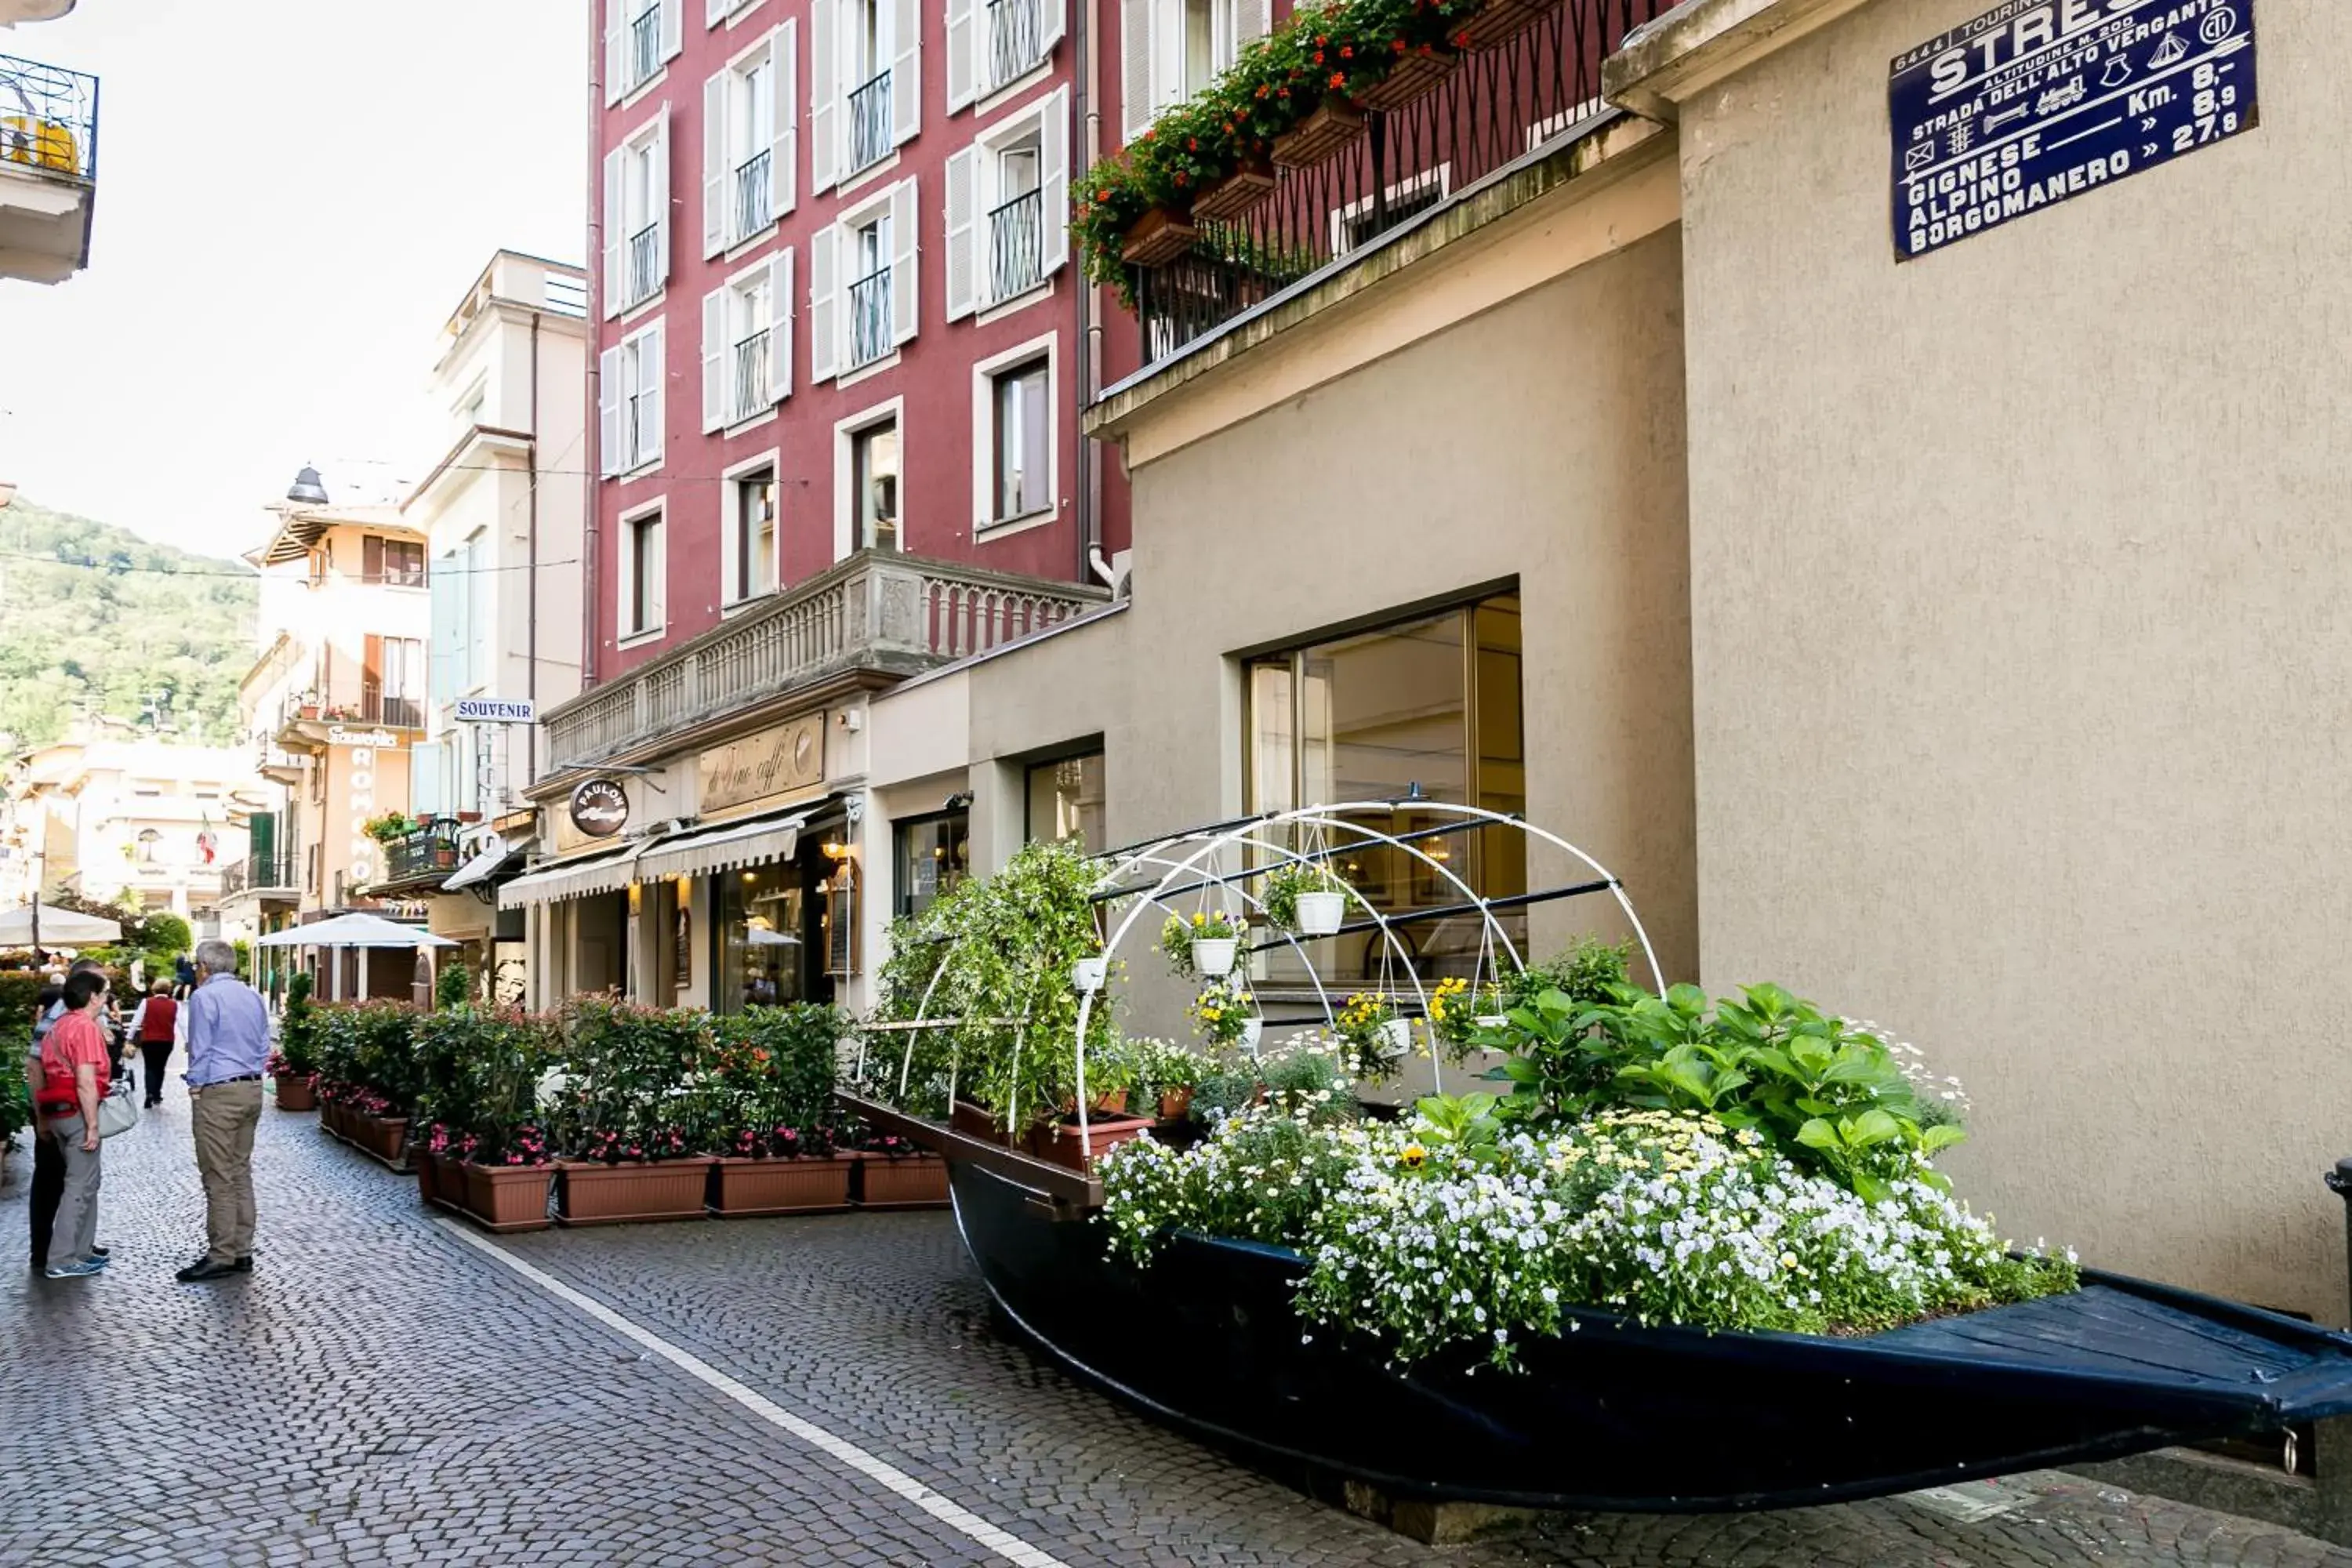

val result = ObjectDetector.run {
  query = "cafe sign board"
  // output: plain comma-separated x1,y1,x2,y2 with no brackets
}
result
1891,0,2256,260
699,713,825,817
568,778,630,840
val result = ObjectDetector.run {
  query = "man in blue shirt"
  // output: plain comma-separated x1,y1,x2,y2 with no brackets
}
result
178,938,271,1283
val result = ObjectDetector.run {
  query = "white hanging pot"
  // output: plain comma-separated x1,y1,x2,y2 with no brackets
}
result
1473,1014,1510,1032
1071,956,1108,993
1191,937,1238,977
1294,891,1345,936
1376,1018,1412,1058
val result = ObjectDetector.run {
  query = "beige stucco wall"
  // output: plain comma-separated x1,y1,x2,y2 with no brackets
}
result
1667,0,2351,1317
943,220,1699,986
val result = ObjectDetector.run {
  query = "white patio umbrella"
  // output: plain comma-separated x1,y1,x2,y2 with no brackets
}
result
0,902,121,948
254,912,456,1000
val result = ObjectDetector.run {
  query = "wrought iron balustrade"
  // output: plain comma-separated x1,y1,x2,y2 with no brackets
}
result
989,188,1044,304
220,854,296,898
984,0,1044,96
733,330,770,420
847,69,892,175
629,5,662,87
542,552,1108,772
1129,0,1664,362
382,826,462,887
848,266,892,368
626,223,661,304
0,51,100,185
735,150,771,238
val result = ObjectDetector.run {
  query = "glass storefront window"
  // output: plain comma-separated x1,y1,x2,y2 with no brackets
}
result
1025,752,1105,853
1244,593,1524,982
719,863,807,1011
895,811,970,920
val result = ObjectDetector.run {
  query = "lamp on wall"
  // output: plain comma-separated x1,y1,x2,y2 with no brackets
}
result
821,837,850,860
945,791,973,811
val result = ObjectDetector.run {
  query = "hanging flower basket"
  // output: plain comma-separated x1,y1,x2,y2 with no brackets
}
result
1294,891,1346,936
1072,956,1109,993
1190,937,1239,977
1273,99,1366,169
1122,205,1200,267
1192,157,1277,223
1353,46,1458,113
1452,0,1552,50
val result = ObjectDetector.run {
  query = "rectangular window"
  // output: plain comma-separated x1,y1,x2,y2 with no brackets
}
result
615,322,665,471
604,108,672,315
624,509,666,636
733,270,773,418
361,538,426,588
989,358,1049,523
846,0,895,173
988,135,1044,303
851,419,899,552
365,637,426,728
720,861,807,1011
981,0,1048,97
1025,752,1104,853
1243,592,1524,983
730,467,779,602
848,215,891,367
894,809,970,919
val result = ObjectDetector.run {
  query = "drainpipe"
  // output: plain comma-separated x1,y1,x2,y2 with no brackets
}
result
1076,0,1116,592
527,309,542,796
583,21,605,692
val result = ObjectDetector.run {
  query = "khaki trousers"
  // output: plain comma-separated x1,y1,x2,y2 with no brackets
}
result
191,1078,263,1264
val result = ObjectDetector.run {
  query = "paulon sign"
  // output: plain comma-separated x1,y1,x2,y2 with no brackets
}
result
1891,0,2256,260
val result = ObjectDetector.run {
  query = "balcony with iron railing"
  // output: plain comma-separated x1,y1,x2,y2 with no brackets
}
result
1122,0,1662,364
626,223,661,305
735,149,772,239
983,0,1044,97
629,3,662,88
0,49,100,283
220,853,297,902
847,69,891,176
989,187,1044,305
542,550,1109,773
848,266,891,368
378,821,463,890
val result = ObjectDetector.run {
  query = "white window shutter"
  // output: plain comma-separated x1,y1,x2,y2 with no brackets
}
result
890,0,921,147
1039,86,1070,278
642,323,666,468
1039,0,1066,59
598,347,624,474
648,517,667,629
605,0,627,105
809,225,839,382
1234,0,1269,46
946,0,975,111
944,148,977,321
661,0,684,60
773,22,798,217
703,71,729,257
601,148,625,318
702,287,728,431
652,107,673,293
707,0,731,26
1120,0,1153,142
889,176,919,347
809,0,838,194
768,250,793,401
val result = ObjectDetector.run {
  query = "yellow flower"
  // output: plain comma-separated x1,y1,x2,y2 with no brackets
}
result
1780,1251,1799,1270
1399,1142,1427,1170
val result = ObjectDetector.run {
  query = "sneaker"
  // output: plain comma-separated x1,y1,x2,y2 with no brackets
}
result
91,1245,110,1259
44,1259,104,1279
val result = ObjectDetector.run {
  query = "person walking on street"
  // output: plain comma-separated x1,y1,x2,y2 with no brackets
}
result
179,939,269,1283
24,971,65,1272
172,952,196,1000
128,979,178,1109
38,970,111,1281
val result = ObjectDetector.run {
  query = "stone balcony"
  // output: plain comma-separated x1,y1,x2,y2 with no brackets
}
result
542,550,1109,775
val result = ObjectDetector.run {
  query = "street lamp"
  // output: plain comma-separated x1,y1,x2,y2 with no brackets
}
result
285,465,329,506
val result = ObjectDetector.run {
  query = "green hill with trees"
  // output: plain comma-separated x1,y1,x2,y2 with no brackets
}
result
0,495,259,747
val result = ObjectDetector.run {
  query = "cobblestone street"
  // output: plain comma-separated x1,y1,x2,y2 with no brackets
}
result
3,1086,2347,1568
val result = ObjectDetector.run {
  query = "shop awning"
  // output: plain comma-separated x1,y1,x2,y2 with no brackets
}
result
497,844,646,909
634,803,826,884
442,844,522,894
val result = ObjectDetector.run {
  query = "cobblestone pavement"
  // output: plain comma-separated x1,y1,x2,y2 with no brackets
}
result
2,1081,2346,1568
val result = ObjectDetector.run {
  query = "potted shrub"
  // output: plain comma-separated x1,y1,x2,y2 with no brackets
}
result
1139,1038,1210,1122
1263,862,1349,937
1030,1105,1155,1171
362,811,421,846
1162,909,1247,979
545,1000,718,1225
706,1004,859,1218
1188,979,1258,1054
272,972,320,1110
447,1010,559,1231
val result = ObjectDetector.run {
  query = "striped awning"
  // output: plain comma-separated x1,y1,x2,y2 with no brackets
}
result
634,803,824,884
496,844,646,909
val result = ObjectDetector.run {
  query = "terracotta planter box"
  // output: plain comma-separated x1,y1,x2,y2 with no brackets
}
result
709,1155,855,1218
1156,1087,1195,1123
1192,160,1276,223
1454,0,1550,49
951,1098,1021,1144
1273,99,1366,168
1354,48,1458,112
1121,206,1199,267
351,1114,410,1171
460,1163,555,1232
1029,1112,1154,1171
556,1157,715,1226
273,1076,317,1112
416,1150,446,1207
856,1154,949,1209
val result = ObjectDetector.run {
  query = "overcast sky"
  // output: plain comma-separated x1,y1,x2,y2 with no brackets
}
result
0,0,585,561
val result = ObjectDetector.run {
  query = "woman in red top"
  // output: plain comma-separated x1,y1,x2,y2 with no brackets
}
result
39,969,111,1279
130,978,178,1109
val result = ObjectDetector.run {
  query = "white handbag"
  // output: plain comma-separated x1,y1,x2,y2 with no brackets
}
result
96,1076,141,1139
